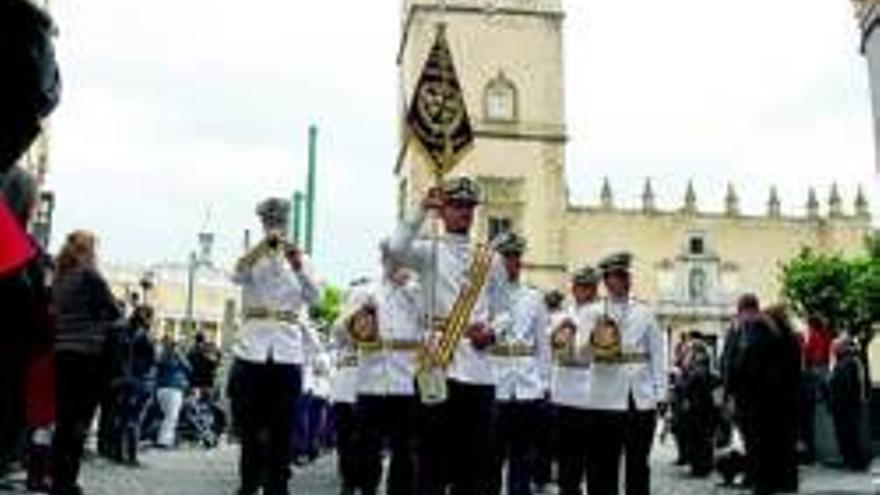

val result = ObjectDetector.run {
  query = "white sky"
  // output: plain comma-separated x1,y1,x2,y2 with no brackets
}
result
47,0,880,285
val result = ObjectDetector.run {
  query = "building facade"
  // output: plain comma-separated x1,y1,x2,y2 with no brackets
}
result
105,262,241,348
853,0,880,171
397,0,874,352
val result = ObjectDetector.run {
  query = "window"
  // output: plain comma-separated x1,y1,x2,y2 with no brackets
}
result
485,73,517,122
488,216,512,242
689,235,705,256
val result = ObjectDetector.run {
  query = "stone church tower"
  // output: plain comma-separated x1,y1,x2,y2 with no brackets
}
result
397,0,569,287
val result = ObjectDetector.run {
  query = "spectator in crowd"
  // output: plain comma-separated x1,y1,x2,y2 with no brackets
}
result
728,302,801,495
800,315,832,464
0,0,60,482
0,165,55,491
828,336,870,471
669,331,693,466
106,305,157,464
155,336,192,449
51,230,122,495
187,332,221,395
677,332,720,477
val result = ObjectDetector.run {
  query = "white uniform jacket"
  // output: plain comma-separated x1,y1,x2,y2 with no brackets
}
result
492,283,551,402
387,207,510,386
356,277,424,397
584,298,668,411
330,339,359,405
231,252,322,365
550,303,597,409
304,330,333,399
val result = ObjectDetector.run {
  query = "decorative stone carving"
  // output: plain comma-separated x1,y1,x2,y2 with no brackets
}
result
829,183,843,218
600,177,614,210
642,178,656,213
682,180,697,214
724,183,739,216
807,187,820,219
767,186,781,218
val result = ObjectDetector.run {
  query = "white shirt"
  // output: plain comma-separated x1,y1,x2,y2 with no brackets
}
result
492,283,551,401
305,334,333,399
585,297,668,411
231,252,321,365
387,207,510,386
550,303,596,409
356,277,424,397
329,318,360,404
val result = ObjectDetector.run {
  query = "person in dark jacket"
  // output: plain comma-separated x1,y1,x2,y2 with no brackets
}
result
155,336,192,448
106,305,157,464
187,332,220,393
0,0,60,482
51,230,122,495
678,334,720,477
829,337,870,471
728,304,801,495
0,165,54,490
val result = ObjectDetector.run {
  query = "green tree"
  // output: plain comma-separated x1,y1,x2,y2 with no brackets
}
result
780,249,853,334
310,284,342,328
781,240,880,377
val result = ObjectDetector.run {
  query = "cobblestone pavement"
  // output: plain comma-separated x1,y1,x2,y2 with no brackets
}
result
1,441,876,495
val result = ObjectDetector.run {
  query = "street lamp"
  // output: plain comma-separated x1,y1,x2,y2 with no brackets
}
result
184,231,214,339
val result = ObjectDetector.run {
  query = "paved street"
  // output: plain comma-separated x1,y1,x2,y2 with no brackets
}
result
1,439,876,495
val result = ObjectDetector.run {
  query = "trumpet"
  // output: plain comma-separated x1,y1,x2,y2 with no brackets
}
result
236,231,300,273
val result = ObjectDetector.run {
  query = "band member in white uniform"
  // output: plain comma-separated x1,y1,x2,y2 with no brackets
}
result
386,177,509,495
348,246,422,495
229,197,323,495
550,266,600,495
331,280,370,495
488,232,550,495
583,252,667,495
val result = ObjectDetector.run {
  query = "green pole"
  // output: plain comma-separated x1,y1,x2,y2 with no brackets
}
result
293,191,305,246
306,125,317,255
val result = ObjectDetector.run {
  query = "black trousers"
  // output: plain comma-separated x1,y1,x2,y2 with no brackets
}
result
585,404,656,495
419,380,496,495
490,400,539,495
0,341,25,470
52,351,108,492
532,399,556,487
332,403,360,491
229,359,302,495
557,406,591,495
358,395,418,495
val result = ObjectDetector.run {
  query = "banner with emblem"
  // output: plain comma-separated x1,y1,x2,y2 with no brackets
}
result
406,24,474,179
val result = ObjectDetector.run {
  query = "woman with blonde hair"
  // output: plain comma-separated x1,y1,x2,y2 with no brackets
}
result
51,230,122,495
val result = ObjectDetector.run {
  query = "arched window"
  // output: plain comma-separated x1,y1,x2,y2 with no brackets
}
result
485,72,518,122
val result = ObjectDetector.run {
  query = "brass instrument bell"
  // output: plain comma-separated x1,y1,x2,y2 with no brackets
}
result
590,314,622,362
349,304,379,343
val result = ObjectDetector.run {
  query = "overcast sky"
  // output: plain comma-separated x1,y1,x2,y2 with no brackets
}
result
47,0,880,285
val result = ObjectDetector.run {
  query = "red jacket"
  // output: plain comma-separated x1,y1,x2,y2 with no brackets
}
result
0,201,35,276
